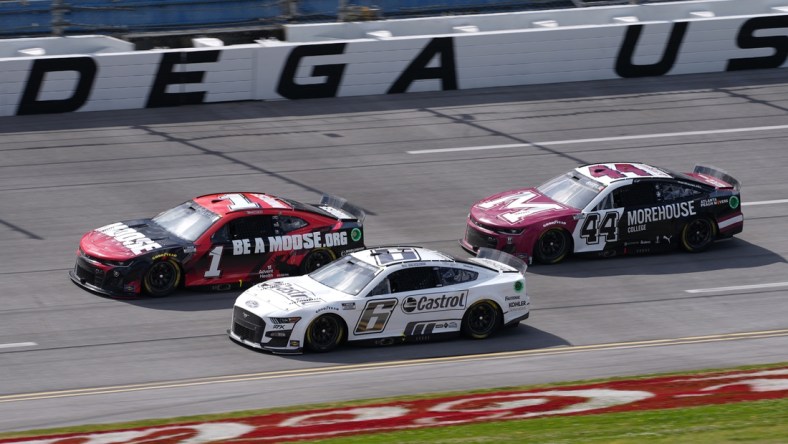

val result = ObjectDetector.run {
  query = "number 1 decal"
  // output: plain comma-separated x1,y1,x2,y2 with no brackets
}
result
204,246,223,277
580,212,619,245
218,193,260,211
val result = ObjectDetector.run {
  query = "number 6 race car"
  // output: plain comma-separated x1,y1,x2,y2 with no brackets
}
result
70,193,365,297
461,163,743,264
229,246,529,354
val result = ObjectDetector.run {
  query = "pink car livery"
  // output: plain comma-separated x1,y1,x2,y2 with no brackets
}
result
461,163,743,264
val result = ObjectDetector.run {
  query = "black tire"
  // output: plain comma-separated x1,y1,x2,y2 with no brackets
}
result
143,259,181,297
301,249,336,273
305,315,345,352
461,300,501,339
681,218,716,252
533,228,571,264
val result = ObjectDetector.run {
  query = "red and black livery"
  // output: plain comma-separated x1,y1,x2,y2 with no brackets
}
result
70,193,365,297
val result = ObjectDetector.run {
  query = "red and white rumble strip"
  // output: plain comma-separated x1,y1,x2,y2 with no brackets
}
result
3,367,786,444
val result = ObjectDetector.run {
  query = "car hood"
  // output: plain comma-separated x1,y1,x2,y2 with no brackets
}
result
236,276,347,316
80,219,182,260
471,188,578,228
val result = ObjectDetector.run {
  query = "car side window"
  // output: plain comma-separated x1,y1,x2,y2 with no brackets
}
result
594,193,616,211
388,267,439,293
613,182,658,207
655,181,702,202
367,278,391,296
438,267,478,286
227,216,274,240
276,215,308,233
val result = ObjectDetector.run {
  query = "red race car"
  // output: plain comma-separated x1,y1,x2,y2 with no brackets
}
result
70,193,365,297
461,163,742,264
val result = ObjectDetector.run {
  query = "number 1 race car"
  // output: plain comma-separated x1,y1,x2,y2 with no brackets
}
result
70,193,365,297
461,163,742,264
229,246,529,354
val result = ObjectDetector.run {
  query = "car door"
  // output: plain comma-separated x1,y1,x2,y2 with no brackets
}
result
614,180,675,250
198,214,277,283
384,266,469,338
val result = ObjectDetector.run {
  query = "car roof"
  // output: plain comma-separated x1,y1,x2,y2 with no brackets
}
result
192,193,338,219
350,246,456,268
574,163,674,186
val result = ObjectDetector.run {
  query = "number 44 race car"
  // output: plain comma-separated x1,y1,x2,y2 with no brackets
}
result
229,246,529,354
461,163,743,264
70,193,365,297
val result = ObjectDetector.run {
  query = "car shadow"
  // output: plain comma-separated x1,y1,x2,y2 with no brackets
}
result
251,323,570,365
527,238,785,278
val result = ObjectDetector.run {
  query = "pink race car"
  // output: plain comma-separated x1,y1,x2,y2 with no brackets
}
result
461,163,742,264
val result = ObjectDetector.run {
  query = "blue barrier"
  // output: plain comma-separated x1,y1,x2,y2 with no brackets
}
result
0,0,575,37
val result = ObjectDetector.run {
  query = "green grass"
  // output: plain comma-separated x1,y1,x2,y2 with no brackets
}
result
0,362,785,441
306,398,788,444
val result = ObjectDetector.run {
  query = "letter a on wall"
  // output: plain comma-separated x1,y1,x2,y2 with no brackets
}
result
388,37,457,94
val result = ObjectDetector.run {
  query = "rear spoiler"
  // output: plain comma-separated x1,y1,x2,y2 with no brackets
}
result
693,165,741,191
474,248,528,274
318,194,366,222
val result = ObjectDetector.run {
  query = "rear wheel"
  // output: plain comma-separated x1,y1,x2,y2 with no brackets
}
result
301,249,336,273
534,229,571,264
305,315,345,352
461,300,501,339
681,218,716,252
143,259,181,297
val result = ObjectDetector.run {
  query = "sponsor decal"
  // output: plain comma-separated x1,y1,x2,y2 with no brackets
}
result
730,195,740,209
259,265,274,280
245,300,259,308
316,306,340,313
542,220,567,227
289,340,300,347
96,222,162,255
319,205,353,220
701,198,728,208
401,292,467,314
404,320,459,336
342,302,356,310
351,227,362,242
264,282,322,306
505,295,520,301
513,281,524,292
152,252,177,260
232,231,348,255
626,201,696,226
509,300,528,308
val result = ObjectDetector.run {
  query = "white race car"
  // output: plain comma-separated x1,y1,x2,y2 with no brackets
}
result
229,246,529,354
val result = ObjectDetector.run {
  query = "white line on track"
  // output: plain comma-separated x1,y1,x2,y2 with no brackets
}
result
0,342,36,349
686,282,788,294
742,199,788,206
407,124,788,154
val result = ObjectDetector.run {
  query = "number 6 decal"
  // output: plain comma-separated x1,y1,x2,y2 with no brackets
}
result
355,299,397,334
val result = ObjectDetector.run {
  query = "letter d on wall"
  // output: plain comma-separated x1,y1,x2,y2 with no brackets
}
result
17,57,97,115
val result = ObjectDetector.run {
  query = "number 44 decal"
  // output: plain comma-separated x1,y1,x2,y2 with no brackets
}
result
580,212,619,244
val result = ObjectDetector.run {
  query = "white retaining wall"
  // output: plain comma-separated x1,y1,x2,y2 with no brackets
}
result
1,0,787,116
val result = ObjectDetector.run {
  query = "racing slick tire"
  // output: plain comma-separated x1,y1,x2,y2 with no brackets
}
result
301,248,336,273
143,259,181,297
534,228,572,264
461,300,502,339
305,314,346,352
681,217,716,253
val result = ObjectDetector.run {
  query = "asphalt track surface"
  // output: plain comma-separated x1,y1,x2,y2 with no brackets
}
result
1,70,787,433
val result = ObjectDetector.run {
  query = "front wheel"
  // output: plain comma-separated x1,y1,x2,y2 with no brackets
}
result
305,315,345,352
534,228,571,264
681,218,716,252
143,259,181,297
461,300,501,339
301,249,336,273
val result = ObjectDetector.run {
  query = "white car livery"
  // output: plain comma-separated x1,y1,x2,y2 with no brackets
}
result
229,246,529,354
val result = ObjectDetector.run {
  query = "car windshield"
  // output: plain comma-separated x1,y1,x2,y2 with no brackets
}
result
537,172,605,209
152,201,220,241
309,255,380,295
